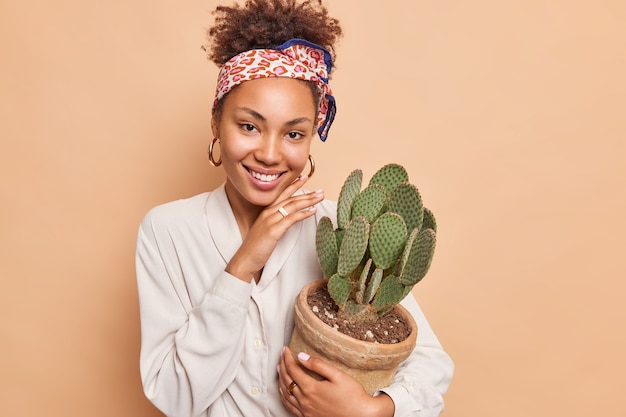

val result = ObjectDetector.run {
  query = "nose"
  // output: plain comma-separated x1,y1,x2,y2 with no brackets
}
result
254,134,281,166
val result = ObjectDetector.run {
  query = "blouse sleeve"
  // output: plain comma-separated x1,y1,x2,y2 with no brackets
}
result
377,294,454,417
135,210,252,417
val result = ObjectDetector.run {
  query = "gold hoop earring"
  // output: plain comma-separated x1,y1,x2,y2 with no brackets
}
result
305,154,315,179
208,138,222,167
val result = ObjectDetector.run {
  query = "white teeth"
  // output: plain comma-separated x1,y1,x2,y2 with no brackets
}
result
250,170,280,182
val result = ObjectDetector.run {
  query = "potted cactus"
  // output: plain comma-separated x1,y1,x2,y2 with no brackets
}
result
288,163,437,394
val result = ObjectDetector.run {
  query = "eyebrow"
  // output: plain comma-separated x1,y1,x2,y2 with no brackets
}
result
235,107,313,126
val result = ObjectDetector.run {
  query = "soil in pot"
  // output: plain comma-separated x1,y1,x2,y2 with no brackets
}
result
306,284,412,344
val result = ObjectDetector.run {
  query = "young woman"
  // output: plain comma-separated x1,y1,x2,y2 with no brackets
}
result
135,1,453,416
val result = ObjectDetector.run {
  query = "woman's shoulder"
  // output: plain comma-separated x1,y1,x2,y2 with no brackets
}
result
140,191,212,229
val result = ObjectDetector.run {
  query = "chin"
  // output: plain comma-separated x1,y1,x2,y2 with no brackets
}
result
246,190,282,208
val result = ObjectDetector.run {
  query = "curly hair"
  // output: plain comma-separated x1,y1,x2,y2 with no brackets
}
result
205,0,343,73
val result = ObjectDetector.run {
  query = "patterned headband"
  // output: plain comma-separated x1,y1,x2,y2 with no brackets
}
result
213,38,336,142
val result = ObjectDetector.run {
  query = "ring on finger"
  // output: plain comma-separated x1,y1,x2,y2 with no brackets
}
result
278,206,289,218
287,380,297,396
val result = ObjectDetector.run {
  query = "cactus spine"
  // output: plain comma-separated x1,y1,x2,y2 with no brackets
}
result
316,163,437,323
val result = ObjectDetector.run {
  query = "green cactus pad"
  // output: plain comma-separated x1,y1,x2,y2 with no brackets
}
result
369,163,409,195
328,273,352,306
337,169,363,229
335,228,345,250
364,266,384,304
369,212,408,270
355,258,372,304
315,216,338,279
422,207,437,232
399,228,436,287
371,274,404,314
351,183,387,223
395,227,419,279
389,182,424,233
401,284,413,300
337,216,370,277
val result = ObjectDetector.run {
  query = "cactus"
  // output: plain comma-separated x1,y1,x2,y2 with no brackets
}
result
316,163,437,324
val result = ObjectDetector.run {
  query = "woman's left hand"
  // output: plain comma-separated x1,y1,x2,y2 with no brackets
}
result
277,346,395,417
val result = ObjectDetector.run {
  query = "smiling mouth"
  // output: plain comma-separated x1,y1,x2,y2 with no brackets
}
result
248,169,282,183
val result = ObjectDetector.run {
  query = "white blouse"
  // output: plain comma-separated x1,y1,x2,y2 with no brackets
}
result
136,184,453,417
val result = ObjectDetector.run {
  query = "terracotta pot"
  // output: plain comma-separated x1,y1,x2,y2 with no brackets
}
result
288,279,418,395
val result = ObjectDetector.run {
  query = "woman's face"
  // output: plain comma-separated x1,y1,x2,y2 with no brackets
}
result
212,77,317,211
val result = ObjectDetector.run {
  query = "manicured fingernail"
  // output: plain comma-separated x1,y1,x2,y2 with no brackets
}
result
300,175,309,181
276,365,280,375
282,346,286,354
314,189,324,197
298,352,310,361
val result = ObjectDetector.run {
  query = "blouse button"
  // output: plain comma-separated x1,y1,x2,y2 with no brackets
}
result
251,386,261,395
253,339,262,348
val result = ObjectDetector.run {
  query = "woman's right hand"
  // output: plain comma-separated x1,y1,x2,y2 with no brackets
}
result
225,175,324,282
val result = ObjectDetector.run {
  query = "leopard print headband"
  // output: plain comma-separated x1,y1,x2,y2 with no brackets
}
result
213,39,336,142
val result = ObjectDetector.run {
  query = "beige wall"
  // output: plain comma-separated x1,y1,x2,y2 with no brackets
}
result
1,1,624,416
